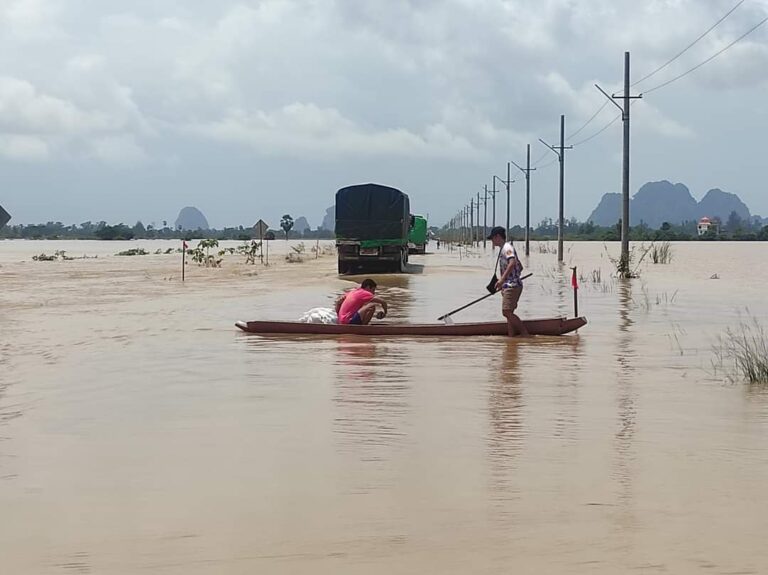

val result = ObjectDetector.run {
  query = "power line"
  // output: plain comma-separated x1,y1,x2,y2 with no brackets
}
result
642,15,768,95
535,157,559,170
567,100,611,141
570,112,621,147
531,149,551,168
632,0,746,88
570,99,641,147
556,0,745,155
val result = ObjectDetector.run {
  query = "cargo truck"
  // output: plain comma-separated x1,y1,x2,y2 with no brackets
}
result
335,183,410,274
407,214,428,254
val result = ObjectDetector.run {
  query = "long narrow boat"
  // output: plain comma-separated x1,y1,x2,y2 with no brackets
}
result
235,316,586,337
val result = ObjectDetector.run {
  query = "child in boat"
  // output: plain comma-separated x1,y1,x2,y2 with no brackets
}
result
335,278,388,325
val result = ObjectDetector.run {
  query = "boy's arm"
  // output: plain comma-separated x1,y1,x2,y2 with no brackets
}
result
495,258,517,290
499,258,517,283
370,296,388,314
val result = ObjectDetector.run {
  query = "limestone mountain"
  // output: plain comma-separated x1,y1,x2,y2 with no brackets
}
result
588,180,753,228
586,194,621,227
174,207,210,230
320,206,335,231
697,189,750,221
294,216,310,233
631,181,698,228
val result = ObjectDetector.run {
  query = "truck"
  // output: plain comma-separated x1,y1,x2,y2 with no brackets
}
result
407,214,428,254
335,183,410,274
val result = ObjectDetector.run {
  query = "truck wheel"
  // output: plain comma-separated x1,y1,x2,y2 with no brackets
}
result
399,250,408,273
338,260,349,275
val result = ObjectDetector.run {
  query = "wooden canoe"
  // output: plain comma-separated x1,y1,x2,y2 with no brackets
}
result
235,316,586,337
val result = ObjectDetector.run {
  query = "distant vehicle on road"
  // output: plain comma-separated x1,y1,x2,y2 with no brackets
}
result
335,183,410,274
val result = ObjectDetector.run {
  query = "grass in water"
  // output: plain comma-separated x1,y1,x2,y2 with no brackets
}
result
713,317,768,384
650,241,673,264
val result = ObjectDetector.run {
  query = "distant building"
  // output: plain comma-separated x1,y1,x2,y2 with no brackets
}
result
697,216,719,236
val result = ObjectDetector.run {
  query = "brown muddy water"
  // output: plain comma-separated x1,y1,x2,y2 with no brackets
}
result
1,239,767,574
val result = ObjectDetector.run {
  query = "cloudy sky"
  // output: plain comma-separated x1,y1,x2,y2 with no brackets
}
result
1,0,767,229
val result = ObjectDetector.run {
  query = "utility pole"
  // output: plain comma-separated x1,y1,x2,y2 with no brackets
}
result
540,115,572,263
511,144,536,257
506,162,511,234
490,180,498,227
483,185,488,249
493,174,514,235
466,204,470,245
596,51,641,276
470,199,475,247
476,191,481,247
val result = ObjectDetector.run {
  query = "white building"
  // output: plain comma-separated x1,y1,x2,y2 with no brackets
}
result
697,217,718,236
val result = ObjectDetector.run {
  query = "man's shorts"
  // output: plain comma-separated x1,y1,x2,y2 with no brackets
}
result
349,311,363,325
502,286,522,313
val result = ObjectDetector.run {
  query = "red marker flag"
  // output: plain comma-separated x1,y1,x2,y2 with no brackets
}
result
182,240,188,249
571,267,578,290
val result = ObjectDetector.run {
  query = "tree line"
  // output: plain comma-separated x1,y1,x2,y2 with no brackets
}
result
0,218,335,241
443,210,768,242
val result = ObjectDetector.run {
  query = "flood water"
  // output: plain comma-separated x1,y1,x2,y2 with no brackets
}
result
1,239,767,574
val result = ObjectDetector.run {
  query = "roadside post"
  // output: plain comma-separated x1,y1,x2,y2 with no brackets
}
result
253,219,269,264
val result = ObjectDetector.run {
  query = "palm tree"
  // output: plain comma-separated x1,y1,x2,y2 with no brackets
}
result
280,214,294,240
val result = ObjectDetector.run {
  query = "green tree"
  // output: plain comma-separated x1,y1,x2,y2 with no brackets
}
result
726,210,743,233
95,224,134,240
280,214,294,239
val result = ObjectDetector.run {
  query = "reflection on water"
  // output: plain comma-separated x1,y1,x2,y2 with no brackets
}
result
487,341,525,510
614,279,638,521
332,338,411,464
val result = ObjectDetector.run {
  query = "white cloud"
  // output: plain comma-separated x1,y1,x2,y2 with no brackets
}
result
183,102,482,160
0,76,116,134
0,134,49,161
86,135,147,166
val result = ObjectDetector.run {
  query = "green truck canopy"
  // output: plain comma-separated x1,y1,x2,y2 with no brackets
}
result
335,183,410,241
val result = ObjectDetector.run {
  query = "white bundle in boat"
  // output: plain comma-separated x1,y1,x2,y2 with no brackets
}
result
298,307,338,324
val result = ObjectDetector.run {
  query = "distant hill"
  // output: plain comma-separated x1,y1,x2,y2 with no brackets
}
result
587,193,621,227
175,206,209,230
697,189,750,221
320,206,334,231
294,216,310,233
588,180,753,228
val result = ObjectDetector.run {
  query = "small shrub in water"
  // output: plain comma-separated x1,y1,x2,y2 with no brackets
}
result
188,239,222,268
713,317,768,385
650,241,673,264
115,248,149,256
32,250,73,261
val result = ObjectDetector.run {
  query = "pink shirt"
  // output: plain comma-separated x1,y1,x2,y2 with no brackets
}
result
338,288,374,324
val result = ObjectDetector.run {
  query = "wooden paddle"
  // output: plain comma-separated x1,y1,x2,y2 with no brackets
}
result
437,273,532,321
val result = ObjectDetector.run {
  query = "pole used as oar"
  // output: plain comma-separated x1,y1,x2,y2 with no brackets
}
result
570,266,578,317
182,240,187,282
437,273,532,321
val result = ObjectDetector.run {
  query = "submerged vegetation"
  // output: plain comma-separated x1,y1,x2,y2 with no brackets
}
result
650,241,673,264
188,239,223,268
31,250,96,261
115,248,149,256
713,317,768,385
32,250,72,261
285,242,306,263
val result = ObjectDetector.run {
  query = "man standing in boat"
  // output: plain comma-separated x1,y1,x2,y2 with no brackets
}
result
336,278,388,325
488,227,529,337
